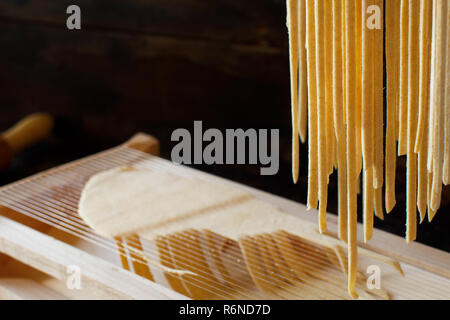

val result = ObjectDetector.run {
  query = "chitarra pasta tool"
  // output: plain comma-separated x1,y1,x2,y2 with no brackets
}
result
0,113,54,172
0,133,448,300
0,0,448,301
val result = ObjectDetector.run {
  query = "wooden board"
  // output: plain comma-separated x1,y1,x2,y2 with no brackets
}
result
0,215,188,300
0,133,186,300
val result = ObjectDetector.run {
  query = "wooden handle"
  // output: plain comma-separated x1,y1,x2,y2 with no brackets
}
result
1,113,54,155
123,132,160,156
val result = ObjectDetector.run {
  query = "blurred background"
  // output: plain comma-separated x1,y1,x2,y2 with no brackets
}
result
0,0,448,251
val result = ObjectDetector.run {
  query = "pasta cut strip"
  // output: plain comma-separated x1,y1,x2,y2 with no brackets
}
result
415,0,434,153
333,0,347,242
362,0,374,242
385,0,400,213
286,0,448,299
362,0,374,170
287,0,300,184
428,170,438,222
298,0,308,144
355,0,363,177
398,0,410,156
418,112,429,223
374,187,384,221
325,0,335,177
430,0,447,212
373,0,384,190
443,0,450,185
345,0,358,299
315,0,328,233
406,0,420,243
363,167,374,242
306,0,319,210
416,0,433,222
427,0,438,174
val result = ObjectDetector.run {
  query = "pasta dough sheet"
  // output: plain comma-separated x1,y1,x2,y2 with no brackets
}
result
79,167,322,242
78,166,403,277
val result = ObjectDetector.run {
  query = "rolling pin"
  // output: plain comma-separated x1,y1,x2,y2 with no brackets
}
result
0,113,54,171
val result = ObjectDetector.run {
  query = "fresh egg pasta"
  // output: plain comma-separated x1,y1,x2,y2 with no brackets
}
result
286,0,449,298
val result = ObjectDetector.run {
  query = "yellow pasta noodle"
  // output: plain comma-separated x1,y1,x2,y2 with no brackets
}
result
333,0,347,243
373,0,384,190
298,0,308,144
355,0,363,177
325,0,335,177
286,0,448,299
362,0,374,172
406,0,420,243
430,0,447,213
443,1,450,185
344,0,357,299
315,0,328,233
417,0,433,222
398,0,409,156
306,0,319,210
385,0,400,213
363,167,374,242
287,0,300,184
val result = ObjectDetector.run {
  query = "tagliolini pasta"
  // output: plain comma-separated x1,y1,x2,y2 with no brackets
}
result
286,0,449,298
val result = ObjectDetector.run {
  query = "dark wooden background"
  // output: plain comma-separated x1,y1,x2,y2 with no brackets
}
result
0,0,448,252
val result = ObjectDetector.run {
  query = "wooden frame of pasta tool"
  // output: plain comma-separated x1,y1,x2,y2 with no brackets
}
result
0,113,54,172
0,133,448,300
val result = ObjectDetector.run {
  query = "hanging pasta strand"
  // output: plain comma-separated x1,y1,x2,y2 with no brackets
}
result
362,0,374,171
315,0,328,233
355,0,363,177
342,2,347,126
430,0,448,213
405,0,420,242
374,186,384,221
418,107,430,222
428,0,437,174
286,0,449,299
398,0,410,156
373,0,384,190
363,167,374,242
306,0,319,210
385,0,400,213
287,0,300,184
443,0,450,185
333,0,347,242
373,5,384,221
429,0,439,213
298,0,308,144
345,0,358,299
416,0,433,222
362,0,374,242
428,169,437,222
325,0,335,177
415,0,434,153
